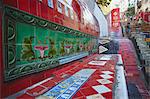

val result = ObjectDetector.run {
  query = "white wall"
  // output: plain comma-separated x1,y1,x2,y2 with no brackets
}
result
83,0,95,13
94,3,109,37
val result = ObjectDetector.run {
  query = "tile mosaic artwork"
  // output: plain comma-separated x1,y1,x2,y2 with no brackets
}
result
100,74,113,79
92,85,111,94
88,61,107,66
99,39,110,45
86,93,105,99
101,71,113,75
100,55,112,60
99,46,108,54
97,79,112,85
38,69,96,99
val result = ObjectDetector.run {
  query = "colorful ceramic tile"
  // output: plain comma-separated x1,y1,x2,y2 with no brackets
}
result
92,85,111,94
41,69,96,99
88,61,106,66
99,46,108,54
86,94,105,99
100,55,112,60
99,39,110,44
97,79,112,85
101,71,113,75
100,74,113,79
80,87,98,96
36,95,49,99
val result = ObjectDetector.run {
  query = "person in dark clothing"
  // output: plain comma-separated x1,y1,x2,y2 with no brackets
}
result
126,23,131,37
108,40,119,54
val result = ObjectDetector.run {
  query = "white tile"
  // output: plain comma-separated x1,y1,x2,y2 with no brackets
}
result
36,95,51,99
117,54,123,64
100,74,113,79
86,93,105,99
101,71,113,75
100,55,112,60
99,39,110,44
115,65,128,99
74,69,96,77
88,61,106,66
97,79,112,85
42,69,96,98
92,85,111,94
99,46,108,54
61,94,70,98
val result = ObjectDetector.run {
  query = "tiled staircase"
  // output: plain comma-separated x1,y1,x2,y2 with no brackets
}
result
117,38,150,98
132,33,150,89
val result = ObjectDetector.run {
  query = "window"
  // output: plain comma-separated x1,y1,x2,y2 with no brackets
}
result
57,1,62,13
48,0,54,8
65,6,69,17
70,10,74,19
75,14,78,22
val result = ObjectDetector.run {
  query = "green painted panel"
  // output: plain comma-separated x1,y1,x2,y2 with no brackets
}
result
16,22,35,65
4,6,98,81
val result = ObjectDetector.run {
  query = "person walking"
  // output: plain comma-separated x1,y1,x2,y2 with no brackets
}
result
126,22,131,37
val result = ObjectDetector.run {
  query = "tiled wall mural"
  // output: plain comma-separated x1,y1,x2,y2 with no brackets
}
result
4,6,98,81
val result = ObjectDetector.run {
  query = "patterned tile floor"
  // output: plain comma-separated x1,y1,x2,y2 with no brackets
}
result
8,54,118,99
117,38,150,99
7,38,150,99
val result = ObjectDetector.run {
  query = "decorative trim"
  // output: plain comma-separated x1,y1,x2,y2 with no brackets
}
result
42,69,96,99
5,59,59,81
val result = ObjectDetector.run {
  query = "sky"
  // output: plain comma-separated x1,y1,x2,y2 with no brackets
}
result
98,0,129,15
110,0,129,12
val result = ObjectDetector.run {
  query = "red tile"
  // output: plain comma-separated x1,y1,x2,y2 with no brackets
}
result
104,84,113,90
51,76,64,83
101,91,112,99
80,82,90,89
1,84,10,98
37,1,42,17
72,91,84,98
53,71,63,76
80,87,98,96
87,80,100,86
26,85,47,96
30,0,37,16
72,96,85,99
9,79,31,95
65,71,75,75
18,0,30,12
41,80,55,88
42,0,48,5
16,93,34,99
93,70,101,75
70,68,80,72
48,8,54,22
31,74,45,84
41,3,48,19
109,78,114,82
89,74,102,80
43,71,54,78
3,0,18,7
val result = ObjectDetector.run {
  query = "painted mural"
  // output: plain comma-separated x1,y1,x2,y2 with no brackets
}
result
4,6,98,81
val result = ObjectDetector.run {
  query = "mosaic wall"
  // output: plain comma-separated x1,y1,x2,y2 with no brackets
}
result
4,6,98,81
